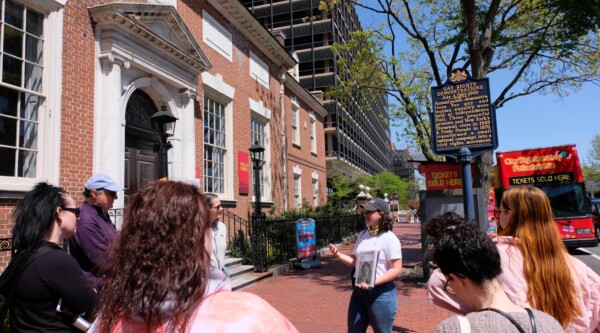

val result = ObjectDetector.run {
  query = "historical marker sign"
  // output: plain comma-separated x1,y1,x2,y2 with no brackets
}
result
430,69,498,159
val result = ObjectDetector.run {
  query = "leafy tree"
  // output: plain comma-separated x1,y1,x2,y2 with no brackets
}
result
584,133,600,196
355,172,410,206
321,0,600,203
588,133,600,170
327,175,358,208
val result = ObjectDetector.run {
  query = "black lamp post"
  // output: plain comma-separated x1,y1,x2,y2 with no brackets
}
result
151,107,178,179
249,141,266,272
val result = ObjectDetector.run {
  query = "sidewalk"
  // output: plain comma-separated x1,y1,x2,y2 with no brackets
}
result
243,222,455,332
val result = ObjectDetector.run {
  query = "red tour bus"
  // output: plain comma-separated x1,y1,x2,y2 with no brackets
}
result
493,144,598,248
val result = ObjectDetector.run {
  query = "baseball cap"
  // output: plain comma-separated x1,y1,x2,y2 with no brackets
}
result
360,198,390,215
84,173,124,192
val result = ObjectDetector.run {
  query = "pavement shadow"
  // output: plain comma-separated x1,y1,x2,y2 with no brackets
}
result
280,255,355,292
393,326,418,332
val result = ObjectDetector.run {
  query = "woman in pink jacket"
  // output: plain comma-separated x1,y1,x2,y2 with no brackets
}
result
90,180,298,333
427,186,600,333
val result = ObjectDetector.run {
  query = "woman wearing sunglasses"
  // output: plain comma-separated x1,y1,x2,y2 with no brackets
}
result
427,187,600,332
0,183,96,332
427,212,563,332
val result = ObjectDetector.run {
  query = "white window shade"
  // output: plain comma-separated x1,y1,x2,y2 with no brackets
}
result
203,11,232,62
250,51,269,89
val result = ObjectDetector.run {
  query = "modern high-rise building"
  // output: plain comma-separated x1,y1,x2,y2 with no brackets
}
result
243,0,392,180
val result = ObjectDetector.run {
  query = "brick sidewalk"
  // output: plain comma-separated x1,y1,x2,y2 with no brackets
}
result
243,222,454,332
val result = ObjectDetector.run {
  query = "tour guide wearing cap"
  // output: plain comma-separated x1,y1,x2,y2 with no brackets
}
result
67,173,124,289
360,198,391,236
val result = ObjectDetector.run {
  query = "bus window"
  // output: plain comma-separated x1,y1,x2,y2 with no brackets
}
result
538,183,589,218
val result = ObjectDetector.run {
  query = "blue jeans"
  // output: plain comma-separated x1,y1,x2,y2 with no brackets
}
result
347,281,397,333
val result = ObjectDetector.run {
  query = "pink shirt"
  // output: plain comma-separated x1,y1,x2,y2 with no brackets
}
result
427,236,600,333
104,291,298,333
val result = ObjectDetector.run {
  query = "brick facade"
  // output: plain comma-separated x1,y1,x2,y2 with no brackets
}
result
0,0,328,269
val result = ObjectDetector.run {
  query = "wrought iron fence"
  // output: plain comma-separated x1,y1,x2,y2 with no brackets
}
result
0,238,12,255
256,214,365,268
222,210,253,265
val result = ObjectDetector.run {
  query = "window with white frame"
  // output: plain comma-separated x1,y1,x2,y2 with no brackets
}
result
291,97,299,145
0,0,55,188
204,97,226,194
312,178,319,207
294,174,301,208
250,118,265,199
310,116,316,154
202,11,232,62
249,51,269,89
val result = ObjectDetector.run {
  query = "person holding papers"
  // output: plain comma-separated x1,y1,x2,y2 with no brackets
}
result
329,198,403,333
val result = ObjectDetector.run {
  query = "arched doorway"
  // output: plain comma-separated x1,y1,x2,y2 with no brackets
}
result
124,90,160,204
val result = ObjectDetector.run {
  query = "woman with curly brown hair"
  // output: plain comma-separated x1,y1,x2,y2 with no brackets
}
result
427,186,600,332
91,180,297,333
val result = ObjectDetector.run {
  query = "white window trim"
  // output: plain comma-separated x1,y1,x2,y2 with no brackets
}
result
202,72,235,200
249,51,269,89
291,97,300,146
202,11,232,62
0,1,63,194
249,98,271,202
310,115,316,154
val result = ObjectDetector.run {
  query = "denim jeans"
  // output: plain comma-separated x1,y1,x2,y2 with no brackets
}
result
347,281,398,333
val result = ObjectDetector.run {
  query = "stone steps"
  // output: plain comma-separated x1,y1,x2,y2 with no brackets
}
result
225,254,274,291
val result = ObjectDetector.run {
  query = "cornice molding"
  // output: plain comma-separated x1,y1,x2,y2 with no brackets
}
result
285,73,328,118
204,0,296,69
89,3,212,75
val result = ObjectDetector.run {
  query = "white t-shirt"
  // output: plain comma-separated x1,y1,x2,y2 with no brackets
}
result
352,230,402,283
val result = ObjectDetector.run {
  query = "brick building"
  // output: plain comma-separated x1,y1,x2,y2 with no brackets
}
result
0,0,328,268
244,0,393,181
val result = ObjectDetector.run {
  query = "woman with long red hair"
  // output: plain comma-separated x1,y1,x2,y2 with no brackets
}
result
427,186,600,332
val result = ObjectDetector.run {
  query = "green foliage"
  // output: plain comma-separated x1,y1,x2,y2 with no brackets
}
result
588,133,600,170
321,0,600,203
230,229,252,264
584,133,600,196
355,172,411,206
270,201,355,220
327,175,358,209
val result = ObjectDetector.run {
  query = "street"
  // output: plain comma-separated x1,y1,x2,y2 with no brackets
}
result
571,245,600,275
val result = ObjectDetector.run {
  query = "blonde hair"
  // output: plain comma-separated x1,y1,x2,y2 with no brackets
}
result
499,186,581,327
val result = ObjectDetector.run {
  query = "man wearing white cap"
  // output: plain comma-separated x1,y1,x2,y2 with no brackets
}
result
68,173,123,289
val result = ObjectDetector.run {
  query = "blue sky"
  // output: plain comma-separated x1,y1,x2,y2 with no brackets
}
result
356,7,599,166
493,83,599,165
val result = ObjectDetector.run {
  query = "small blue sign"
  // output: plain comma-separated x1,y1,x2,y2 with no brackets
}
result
296,218,316,260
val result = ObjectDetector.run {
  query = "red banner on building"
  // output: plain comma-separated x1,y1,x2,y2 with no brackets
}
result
238,151,249,195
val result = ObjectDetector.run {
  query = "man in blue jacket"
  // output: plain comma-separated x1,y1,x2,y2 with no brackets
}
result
68,173,123,290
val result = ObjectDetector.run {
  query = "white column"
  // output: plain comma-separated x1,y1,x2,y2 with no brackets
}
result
97,53,129,214
172,89,197,183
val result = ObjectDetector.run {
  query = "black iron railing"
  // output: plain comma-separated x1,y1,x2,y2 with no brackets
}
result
258,214,365,267
0,238,12,255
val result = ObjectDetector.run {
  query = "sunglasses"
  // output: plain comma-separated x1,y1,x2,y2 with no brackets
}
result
62,207,81,219
211,204,222,210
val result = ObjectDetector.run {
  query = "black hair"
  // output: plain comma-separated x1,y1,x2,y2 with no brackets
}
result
204,193,218,208
426,213,502,286
425,212,464,244
12,182,67,252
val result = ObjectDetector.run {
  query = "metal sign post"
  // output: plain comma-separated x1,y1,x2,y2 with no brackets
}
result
430,69,498,222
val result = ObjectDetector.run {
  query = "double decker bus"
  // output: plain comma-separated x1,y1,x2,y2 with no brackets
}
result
493,144,597,248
